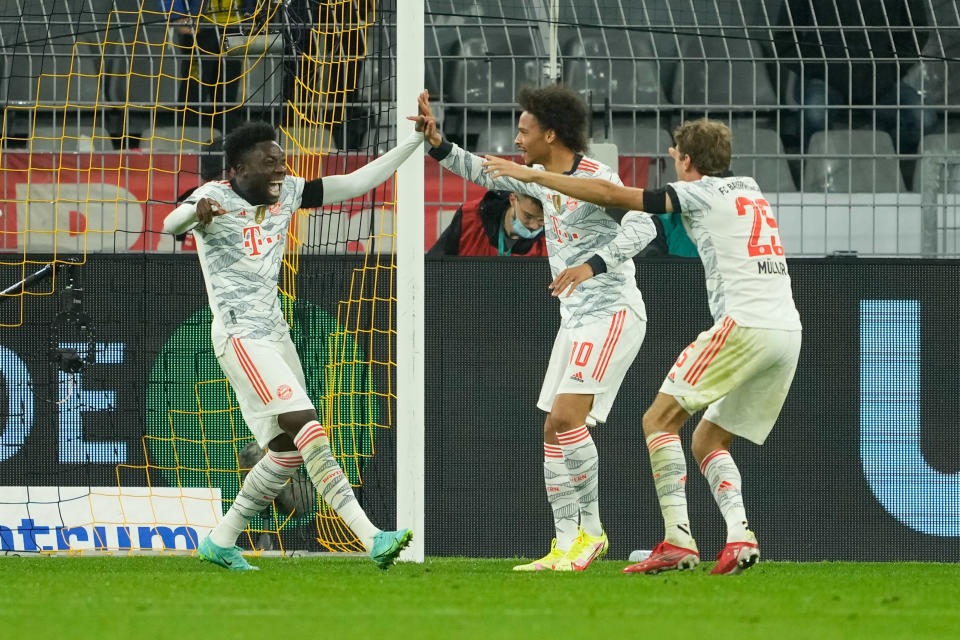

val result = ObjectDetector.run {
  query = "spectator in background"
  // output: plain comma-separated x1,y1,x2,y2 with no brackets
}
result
775,0,938,153
656,213,698,257
428,190,547,257
159,0,246,133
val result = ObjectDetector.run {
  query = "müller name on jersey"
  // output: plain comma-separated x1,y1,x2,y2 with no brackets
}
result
758,259,788,275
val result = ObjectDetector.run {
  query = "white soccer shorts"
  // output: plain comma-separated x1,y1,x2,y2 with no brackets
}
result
214,334,316,447
538,307,646,425
659,317,802,444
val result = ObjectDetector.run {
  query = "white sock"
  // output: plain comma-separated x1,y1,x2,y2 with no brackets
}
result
700,449,749,543
558,425,602,538
543,443,579,551
294,421,379,551
646,431,694,548
209,449,302,548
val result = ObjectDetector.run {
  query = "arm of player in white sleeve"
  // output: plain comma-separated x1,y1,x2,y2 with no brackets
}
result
431,141,542,199
319,130,424,205
162,202,199,235
592,210,659,268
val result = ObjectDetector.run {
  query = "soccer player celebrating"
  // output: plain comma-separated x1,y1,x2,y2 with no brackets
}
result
416,88,657,571
484,118,802,575
162,118,427,570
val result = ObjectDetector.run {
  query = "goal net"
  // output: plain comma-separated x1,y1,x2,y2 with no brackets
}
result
0,0,403,555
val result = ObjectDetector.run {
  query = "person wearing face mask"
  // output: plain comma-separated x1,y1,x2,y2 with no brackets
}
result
161,115,430,571
428,189,547,257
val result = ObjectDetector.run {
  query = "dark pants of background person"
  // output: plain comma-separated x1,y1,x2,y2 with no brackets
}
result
175,25,244,135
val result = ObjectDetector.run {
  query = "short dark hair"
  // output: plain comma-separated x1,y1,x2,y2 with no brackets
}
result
223,121,277,169
515,192,543,213
517,85,589,154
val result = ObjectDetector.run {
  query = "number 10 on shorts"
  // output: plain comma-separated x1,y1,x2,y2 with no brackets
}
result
570,341,594,366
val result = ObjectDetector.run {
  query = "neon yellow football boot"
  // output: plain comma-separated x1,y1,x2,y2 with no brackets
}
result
512,538,567,571
554,527,609,572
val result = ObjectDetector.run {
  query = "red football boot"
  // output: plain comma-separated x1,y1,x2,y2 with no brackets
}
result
622,540,699,574
710,532,759,575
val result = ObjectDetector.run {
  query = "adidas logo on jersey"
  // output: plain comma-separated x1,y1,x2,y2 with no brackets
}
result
570,371,584,383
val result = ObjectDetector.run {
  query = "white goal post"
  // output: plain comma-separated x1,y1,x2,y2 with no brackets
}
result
395,0,426,563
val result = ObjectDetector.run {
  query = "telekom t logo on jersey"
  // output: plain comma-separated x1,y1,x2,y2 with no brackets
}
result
242,226,263,256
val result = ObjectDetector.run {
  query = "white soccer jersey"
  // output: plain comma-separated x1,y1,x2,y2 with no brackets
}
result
670,176,802,330
184,175,307,343
436,143,656,328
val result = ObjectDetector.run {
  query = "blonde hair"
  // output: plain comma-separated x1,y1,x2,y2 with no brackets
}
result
672,118,732,176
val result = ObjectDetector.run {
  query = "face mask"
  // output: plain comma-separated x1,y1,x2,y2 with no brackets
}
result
511,211,543,239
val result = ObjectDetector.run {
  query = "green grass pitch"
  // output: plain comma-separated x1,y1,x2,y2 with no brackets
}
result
3,557,958,639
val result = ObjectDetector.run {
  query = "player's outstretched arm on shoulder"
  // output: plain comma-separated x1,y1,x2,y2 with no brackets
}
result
485,162,649,212
482,156,538,182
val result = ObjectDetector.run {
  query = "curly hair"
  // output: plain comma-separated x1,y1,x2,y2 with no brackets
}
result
223,121,277,169
517,85,589,154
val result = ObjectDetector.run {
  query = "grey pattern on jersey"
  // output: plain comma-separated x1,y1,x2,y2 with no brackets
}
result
187,175,306,341
439,144,656,328
671,175,801,330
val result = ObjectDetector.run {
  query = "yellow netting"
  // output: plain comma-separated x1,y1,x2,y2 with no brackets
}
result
0,0,396,555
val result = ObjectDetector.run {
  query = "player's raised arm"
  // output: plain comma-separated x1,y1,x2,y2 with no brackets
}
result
483,155,672,214
414,90,542,198
297,103,430,209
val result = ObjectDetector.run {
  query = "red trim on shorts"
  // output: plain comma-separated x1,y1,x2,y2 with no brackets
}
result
699,449,730,474
647,433,680,452
294,421,327,449
556,425,591,446
232,338,273,404
593,310,626,382
683,317,736,386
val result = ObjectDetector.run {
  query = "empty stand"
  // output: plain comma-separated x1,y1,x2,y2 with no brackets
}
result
803,129,905,193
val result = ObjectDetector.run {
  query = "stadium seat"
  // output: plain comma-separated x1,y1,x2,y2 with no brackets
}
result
914,133,960,194
600,115,676,187
505,26,540,92
563,32,612,109
361,123,394,155
425,25,461,101
620,30,671,107
367,57,397,104
238,51,283,108
447,25,536,107
671,31,778,109
474,113,517,155
803,129,905,193
6,44,104,106
730,119,797,191
29,124,114,153
103,24,180,108
147,125,222,154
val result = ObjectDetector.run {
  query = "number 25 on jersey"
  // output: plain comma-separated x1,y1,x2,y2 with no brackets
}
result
736,197,784,257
